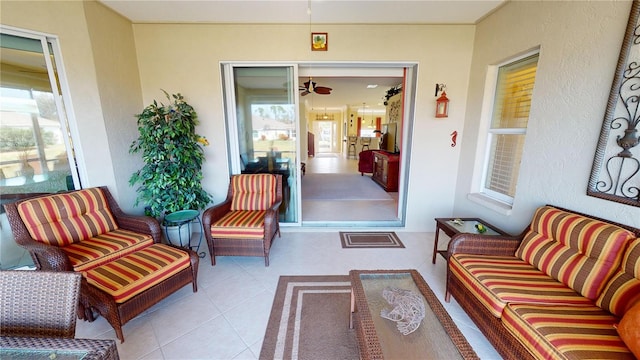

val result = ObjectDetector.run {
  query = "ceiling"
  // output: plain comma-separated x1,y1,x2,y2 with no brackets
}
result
96,0,505,115
98,0,506,25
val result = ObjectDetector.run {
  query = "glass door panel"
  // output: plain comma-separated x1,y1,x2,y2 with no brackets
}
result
227,66,299,223
0,32,77,194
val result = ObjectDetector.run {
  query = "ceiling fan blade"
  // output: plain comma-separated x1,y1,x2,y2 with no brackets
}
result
314,86,332,95
300,90,311,96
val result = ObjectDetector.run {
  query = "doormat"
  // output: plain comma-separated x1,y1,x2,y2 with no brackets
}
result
339,231,404,248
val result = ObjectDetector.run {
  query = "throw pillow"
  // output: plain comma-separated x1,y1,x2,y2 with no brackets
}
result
616,300,640,358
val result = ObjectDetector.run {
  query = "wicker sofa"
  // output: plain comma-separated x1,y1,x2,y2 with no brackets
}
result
4,187,199,343
446,205,640,359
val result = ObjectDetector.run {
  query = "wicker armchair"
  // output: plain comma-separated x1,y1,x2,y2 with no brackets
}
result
3,187,199,343
1,270,81,338
202,174,282,266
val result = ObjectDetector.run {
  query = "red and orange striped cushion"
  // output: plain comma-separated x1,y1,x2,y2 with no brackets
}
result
597,238,640,317
230,174,276,211
450,254,593,317
516,206,635,300
502,303,634,360
210,210,266,239
62,229,154,272
17,188,118,246
83,244,191,303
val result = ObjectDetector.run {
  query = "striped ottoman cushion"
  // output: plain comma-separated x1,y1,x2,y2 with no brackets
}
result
62,229,154,272
17,188,118,247
230,174,276,211
210,210,266,239
84,244,191,303
597,238,640,317
450,254,593,317
516,206,635,300
502,303,634,360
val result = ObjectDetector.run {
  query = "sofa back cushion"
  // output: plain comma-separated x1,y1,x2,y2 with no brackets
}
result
17,188,118,247
230,174,276,211
596,238,640,317
515,206,635,300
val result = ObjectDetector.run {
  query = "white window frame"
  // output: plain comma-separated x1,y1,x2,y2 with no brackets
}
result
469,49,540,215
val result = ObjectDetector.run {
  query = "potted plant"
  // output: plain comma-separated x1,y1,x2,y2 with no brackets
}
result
129,91,212,219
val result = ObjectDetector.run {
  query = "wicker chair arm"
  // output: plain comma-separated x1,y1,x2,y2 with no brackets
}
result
202,198,232,228
18,239,73,271
447,233,523,258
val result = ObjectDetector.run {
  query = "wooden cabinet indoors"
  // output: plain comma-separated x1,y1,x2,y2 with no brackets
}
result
372,151,399,192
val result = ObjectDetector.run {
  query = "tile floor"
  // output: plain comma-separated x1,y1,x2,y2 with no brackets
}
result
75,230,501,359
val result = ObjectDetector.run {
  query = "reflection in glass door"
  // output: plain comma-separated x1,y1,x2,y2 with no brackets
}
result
0,31,78,194
223,65,299,224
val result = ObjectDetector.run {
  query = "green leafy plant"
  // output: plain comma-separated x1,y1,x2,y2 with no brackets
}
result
129,91,211,218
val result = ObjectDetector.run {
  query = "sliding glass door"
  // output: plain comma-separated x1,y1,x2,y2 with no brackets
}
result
0,29,79,194
222,64,300,224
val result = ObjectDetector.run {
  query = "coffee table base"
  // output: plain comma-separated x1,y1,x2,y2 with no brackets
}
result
349,269,479,360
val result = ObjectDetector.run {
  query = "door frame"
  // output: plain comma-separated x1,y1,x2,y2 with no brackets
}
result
222,61,418,228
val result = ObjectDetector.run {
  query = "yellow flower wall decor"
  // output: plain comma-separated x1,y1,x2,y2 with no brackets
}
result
311,32,328,51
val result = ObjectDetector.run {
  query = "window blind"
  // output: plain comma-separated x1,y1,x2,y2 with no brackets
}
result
485,53,539,201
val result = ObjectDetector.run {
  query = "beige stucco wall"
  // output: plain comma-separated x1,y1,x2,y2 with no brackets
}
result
455,0,640,232
132,23,476,229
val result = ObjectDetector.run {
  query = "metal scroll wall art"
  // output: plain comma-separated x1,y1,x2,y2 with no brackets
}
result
588,0,640,207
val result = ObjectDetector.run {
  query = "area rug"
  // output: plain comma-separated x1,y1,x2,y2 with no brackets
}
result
339,231,405,248
301,173,392,201
259,275,359,360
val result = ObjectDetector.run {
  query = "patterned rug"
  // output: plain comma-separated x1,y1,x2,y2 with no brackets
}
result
259,275,358,360
339,231,404,248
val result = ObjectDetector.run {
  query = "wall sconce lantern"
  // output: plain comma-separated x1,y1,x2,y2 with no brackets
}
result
435,83,449,118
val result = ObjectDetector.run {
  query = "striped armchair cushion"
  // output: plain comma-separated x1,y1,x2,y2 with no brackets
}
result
515,206,635,300
84,244,191,303
502,303,634,360
210,210,266,239
61,229,154,272
596,238,640,317
16,188,118,247
230,174,276,211
450,254,593,317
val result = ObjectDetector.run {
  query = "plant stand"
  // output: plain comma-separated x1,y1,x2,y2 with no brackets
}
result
162,210,205,258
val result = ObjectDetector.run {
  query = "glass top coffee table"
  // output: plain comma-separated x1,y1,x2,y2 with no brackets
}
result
349,269,478,360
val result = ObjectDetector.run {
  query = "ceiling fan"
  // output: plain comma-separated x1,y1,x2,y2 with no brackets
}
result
299,77,332,96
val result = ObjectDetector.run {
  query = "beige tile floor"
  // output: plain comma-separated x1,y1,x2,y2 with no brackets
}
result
75,230,501,359
75,154,500,359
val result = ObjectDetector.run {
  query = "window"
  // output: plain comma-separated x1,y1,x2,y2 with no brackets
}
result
481,53,539,204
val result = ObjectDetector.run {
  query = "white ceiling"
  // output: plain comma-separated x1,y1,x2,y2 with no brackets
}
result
97,0,505,114
99,0,506,25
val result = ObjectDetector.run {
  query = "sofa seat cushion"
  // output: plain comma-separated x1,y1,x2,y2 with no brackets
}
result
84,244,191,303
502,303,633,360
210,210,266,239
62,229,155,272
515,206,635,300
450,254,594,317
17,187,118,247
597,238,640,317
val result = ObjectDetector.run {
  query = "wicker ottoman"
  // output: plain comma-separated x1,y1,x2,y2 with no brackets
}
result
80,243,199,342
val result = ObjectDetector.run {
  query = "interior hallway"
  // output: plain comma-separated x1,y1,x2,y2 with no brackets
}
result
301,153,399,222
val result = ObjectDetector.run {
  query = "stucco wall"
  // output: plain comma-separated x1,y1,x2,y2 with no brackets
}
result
455,0,640,233
132,23,476,229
